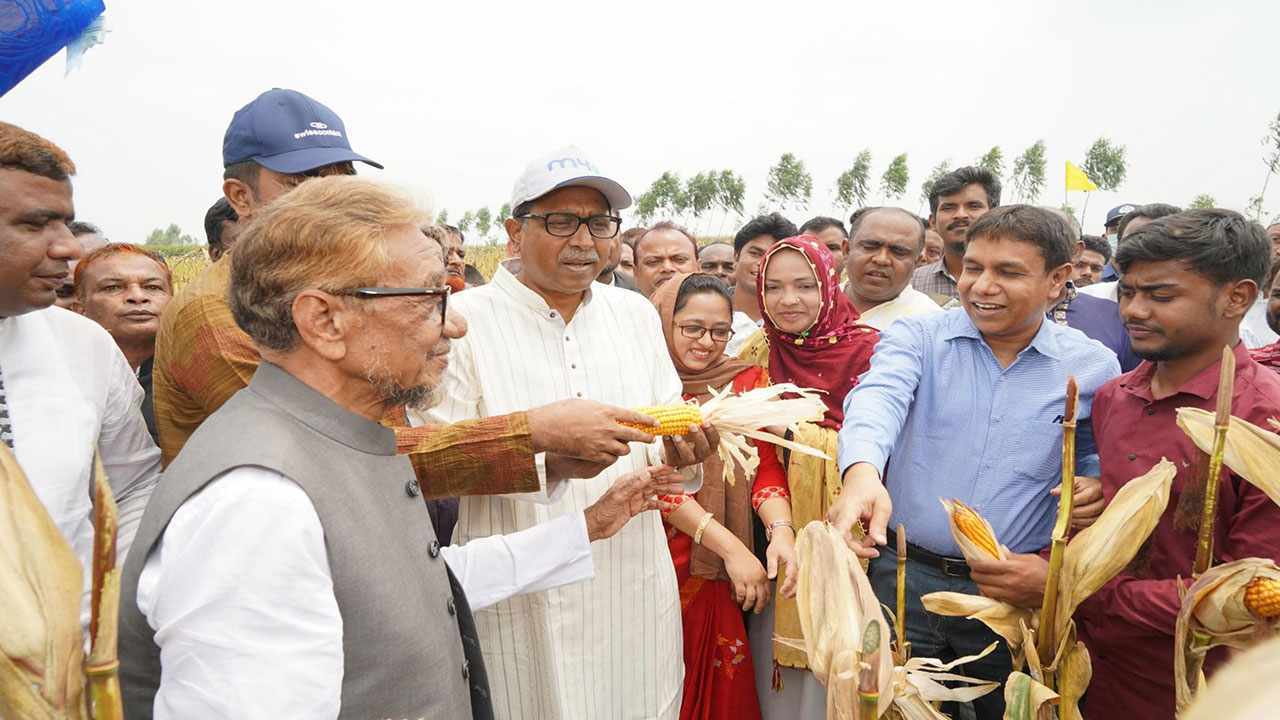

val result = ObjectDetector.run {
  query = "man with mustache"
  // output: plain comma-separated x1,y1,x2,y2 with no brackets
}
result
439,224,469,291
633,220,698,297
0,121,161,630
424,146,721,719
697,241,735,287
828,206,1119,719
842,206,941,330
969,210,1280,720
911,166,1000,300
71,244,174,442
118,177,684,719
153,88,653,512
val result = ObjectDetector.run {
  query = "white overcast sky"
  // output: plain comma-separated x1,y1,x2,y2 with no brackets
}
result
3,0,1278,245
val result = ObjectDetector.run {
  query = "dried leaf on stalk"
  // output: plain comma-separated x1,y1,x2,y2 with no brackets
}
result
792,521,893,719
1174,558,1280,710
1002,671,1058,720
921,592,1033,668
1177,408,1280,508
1055,635,1092,720
0,443,86,717
1052,458,1176,639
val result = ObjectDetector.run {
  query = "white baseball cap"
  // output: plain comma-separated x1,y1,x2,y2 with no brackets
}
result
509,145,632,213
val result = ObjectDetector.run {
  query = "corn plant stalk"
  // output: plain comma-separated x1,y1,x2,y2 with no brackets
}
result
894,523,910,665
1193,346,1235,576
85,453,122,720
1035,376,1078,671
858,618,881,719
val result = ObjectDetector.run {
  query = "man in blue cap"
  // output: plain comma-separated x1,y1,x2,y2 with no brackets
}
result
1096,203,1135,283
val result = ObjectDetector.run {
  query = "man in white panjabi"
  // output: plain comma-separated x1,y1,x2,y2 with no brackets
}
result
843,206,942,330
424,147,721,719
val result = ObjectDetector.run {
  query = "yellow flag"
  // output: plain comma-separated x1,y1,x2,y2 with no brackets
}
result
1065,161,1098,192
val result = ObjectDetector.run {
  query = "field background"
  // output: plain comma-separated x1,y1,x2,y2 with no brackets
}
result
151,236,734,292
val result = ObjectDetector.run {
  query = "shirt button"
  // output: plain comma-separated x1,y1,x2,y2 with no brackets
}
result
447,596,456,616
428,540,441,558
1127,453,1137,461
1145,407,1156,416
565,336,571,342
405,480,421,498
550,311,557,318
576,392,583,397
571,364,577,369
462,660,470,681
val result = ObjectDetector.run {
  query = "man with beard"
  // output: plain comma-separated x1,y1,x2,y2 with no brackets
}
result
727,212,797,356
118,177,684,719
697,241,735,287
633,220,698,296
425,146,720,719
828,206,1118,719
967,209,1280,720
911,166,1000,300
72,244,174,441
842,206,940,330
153,89,648,508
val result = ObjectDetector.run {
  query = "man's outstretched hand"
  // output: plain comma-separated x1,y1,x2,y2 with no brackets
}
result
825,462,892,559
528,399,657,465
585,466,685,541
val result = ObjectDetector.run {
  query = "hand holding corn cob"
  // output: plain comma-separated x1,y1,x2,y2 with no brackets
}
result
623,383,832,485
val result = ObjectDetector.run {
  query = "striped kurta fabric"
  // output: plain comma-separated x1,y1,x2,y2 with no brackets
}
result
424,263,686,720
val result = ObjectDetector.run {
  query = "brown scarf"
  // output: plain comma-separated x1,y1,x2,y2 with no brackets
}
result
651,273,758,581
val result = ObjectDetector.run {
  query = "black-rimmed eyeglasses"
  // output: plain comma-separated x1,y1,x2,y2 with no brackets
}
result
338,286,451,325
517,212,622,239
676,324,735,343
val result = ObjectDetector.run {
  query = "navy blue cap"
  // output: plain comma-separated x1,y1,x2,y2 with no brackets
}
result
222,88,382,173
1105,203,1137,227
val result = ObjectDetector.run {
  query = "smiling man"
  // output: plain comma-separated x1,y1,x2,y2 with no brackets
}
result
911,166,1000,300
828,205,1119,719
72,244,174,441
842,206,941,330
0,121,161,632
727,212,797,357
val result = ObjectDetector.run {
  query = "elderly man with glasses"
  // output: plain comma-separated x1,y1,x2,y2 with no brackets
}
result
421,146,720,719
118,177,685,720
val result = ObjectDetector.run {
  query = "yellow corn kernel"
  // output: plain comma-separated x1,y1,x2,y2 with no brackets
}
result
1244,577,1280,619
624,404,703,436
951,500,1001,559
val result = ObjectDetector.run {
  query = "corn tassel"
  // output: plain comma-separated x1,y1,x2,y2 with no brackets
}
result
622,404,703,435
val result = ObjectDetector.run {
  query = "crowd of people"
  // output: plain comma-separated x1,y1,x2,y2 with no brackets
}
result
5,84,1280,720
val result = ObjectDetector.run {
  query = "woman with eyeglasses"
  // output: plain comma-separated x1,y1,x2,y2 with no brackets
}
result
648,272,797,720
747,235,879,719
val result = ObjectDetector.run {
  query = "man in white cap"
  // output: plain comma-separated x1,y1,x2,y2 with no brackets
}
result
423,146,720,719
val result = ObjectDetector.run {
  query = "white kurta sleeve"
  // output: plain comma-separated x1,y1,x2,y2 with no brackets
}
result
136,467,343,720
440,511,594,611
98,341,162,565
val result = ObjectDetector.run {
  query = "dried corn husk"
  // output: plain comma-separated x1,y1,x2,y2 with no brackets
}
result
1182,633,1280,720
696,382,831,486
942,498,1006,562
920,592,1034,669
790,521,893,719
0,444,87,718
1174,558,1280,710
1002,672,1059,720
85,453,122,720
1050,459,1176,643
885,644,1001,719
1177,408,1280,507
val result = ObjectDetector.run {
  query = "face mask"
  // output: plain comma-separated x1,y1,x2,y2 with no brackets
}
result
1105,232,1120,253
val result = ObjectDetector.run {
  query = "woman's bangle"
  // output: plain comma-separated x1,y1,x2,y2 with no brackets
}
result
693,512,715,545
766,520,794,540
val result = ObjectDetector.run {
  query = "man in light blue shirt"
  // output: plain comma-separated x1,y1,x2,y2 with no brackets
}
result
828,205,1120,719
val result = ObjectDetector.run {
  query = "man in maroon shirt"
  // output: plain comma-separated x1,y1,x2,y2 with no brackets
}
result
967,209,1280,718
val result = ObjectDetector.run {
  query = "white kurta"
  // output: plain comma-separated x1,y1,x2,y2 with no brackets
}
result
855,285,943,330
726,310,762,357
137,465,597,720
424,264,687,720
0,306,160,626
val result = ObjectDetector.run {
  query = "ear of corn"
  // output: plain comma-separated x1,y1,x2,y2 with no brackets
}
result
622,404,703,436
941,498,1002,562
1245,577,1280,620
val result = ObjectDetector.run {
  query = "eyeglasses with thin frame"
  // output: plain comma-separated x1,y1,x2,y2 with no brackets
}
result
518,212,622,239
338,286,451,326
677,324,735,343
